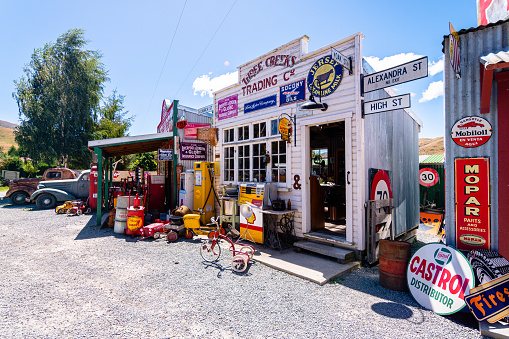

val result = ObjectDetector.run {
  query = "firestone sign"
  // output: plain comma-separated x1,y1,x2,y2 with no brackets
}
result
407,243,474,315
451,116,492,148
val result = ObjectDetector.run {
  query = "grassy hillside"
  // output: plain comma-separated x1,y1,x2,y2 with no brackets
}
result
0,125,17,152
419,137,444,155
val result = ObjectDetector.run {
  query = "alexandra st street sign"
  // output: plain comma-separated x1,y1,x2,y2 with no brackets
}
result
364,93,411,115
363,56,428,93
331,47,352,74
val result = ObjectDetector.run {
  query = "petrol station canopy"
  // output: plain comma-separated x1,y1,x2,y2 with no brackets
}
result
88,132,173,156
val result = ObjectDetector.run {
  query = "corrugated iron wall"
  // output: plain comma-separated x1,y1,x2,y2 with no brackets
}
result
443,22,509,249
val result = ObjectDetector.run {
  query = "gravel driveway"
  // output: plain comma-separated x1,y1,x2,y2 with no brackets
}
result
0,198,485,338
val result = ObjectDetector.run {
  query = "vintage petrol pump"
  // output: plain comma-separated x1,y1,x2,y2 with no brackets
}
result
193,162,215,225
89,163,98,210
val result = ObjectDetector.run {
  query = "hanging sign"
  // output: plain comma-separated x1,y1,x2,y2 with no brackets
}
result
244,94,277,114
455,157,491,251
158,149,173,161
331,46,352,74
197,104,213,115
279,79,306,106
465,273,509,323
364,94,411,115
408,243,474,315
180,142,207,160
449,22,461,79
278,117,292,142
451,116,492,148
307,56,344,98
419,167,439,187
217,94,238,121
363,57,428,93
176,120,187,129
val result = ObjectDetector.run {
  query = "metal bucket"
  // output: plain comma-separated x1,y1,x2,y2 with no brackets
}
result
114,220,126,234
115,207,127,222
379,240,411,292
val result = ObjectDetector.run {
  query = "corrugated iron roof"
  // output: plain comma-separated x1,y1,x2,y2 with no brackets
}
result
480,50,509,66
419,154,445,164
442,19,509,52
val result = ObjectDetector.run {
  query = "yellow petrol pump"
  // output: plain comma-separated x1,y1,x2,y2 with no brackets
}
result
193,161,215,224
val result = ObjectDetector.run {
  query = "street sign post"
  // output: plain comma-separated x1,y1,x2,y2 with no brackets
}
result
364,93,411,115
363,57,428,93
331,47,352,74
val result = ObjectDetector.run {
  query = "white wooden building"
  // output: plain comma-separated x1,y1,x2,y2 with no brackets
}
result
213,34,421,259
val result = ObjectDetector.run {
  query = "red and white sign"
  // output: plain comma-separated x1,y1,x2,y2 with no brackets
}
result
370,170,393,201
184,123,210,140
419,168,439,187
449,22,461,78
455,157,491,251
408,243,474,315
157,99,173,133
451,116,492,148
113,171,120,179
176,120,187,129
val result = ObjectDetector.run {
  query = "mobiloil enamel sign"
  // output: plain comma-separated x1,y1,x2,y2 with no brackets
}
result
407,243,474,315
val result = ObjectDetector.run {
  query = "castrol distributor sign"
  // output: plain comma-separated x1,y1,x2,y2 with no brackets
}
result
407,243,474,315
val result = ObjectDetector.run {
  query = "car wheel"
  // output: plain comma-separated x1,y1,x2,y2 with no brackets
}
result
10,191,29,206
35,193,57,209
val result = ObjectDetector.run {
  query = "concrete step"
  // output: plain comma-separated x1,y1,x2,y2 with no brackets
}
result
293,241,355,264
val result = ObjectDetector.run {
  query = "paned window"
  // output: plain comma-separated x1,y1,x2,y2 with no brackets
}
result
238,145,250,182
224,146,234,181
252,143,267,182
238,126,249,141
270,119,281,136
253,122,266,139
224,128,234,143
271,140,287,183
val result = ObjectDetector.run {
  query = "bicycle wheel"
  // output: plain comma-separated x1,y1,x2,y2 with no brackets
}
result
232,254,248,273
239,246,255,260
200,239,221,262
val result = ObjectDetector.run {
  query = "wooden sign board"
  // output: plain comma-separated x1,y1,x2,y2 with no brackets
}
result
197,127,217,146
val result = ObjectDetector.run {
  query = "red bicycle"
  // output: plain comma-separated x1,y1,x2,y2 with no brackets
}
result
200,216,255,273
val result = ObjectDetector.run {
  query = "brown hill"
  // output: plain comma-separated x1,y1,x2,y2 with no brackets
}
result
0,120,18,152
419,137,444,155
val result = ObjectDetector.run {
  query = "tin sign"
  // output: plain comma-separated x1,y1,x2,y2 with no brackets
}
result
217,94,238,121
407,243,474,315
419,167,439,187
451,116,492,148
363,57,428,93
331,46,352,74
455,157,491,251
364,94,411,115
465,273,509,323
279,79,306,106
184,123,210,140
244,94,277,114
158,149,173,161
180,142,207,160
279,117,292,142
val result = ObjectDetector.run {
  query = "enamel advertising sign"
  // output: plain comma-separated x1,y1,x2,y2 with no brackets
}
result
307,56,343,98
419,167,439,187
244,95,277,114
465,273,509,323
217,94,238,121
455,157,491,251
407,243,474,315
279,79,306,106
451,116,492,148
179,142,207,161
184,123,210,140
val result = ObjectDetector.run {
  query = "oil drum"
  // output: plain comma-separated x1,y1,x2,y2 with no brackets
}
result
126,206,145,236
379,239,411,292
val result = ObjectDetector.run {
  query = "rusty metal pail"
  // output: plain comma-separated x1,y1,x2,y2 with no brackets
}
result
379,240,411,292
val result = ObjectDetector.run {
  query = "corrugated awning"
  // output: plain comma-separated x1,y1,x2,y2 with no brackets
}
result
88,132,173,156
480,50,509,67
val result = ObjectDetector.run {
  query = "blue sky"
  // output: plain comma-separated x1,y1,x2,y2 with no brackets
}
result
0,0,477,139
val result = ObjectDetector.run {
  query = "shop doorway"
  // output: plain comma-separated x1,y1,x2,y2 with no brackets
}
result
308,121,347,241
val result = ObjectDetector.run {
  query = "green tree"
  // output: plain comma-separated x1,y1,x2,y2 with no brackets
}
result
7,145,18,157
13,29,108,168
93,89,133,140
22,160,37,178
127,152,157,171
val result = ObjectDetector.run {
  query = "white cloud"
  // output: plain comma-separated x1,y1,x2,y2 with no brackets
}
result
364,53,424,71
410,92,416,97
428,57,444,76
419,81,444,103
192,71,238,97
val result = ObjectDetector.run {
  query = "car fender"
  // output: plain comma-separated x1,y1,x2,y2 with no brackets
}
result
30,188,77,202
6,186,36,198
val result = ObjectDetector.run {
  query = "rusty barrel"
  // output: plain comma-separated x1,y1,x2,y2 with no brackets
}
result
379,240,411,292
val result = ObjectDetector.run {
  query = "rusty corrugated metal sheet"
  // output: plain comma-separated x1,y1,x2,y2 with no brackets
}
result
443,20,508,250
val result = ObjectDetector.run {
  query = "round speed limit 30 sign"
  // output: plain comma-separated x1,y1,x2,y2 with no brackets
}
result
419,167,439,187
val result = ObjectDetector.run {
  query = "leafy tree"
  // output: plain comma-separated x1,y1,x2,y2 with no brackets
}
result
22,160,37,178
7,145,18,157
127,152,157,171
93,89,133,140
13,29,108,168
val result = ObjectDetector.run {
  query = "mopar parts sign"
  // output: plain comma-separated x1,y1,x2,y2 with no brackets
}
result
407,243,474,315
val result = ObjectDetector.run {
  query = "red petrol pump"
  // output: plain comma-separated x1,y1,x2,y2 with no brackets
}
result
89,163,98,210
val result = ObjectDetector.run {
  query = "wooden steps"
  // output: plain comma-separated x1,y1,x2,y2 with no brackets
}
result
293,241,355,264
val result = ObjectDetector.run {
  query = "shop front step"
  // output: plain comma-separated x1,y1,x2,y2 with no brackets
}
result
293,241,355,264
